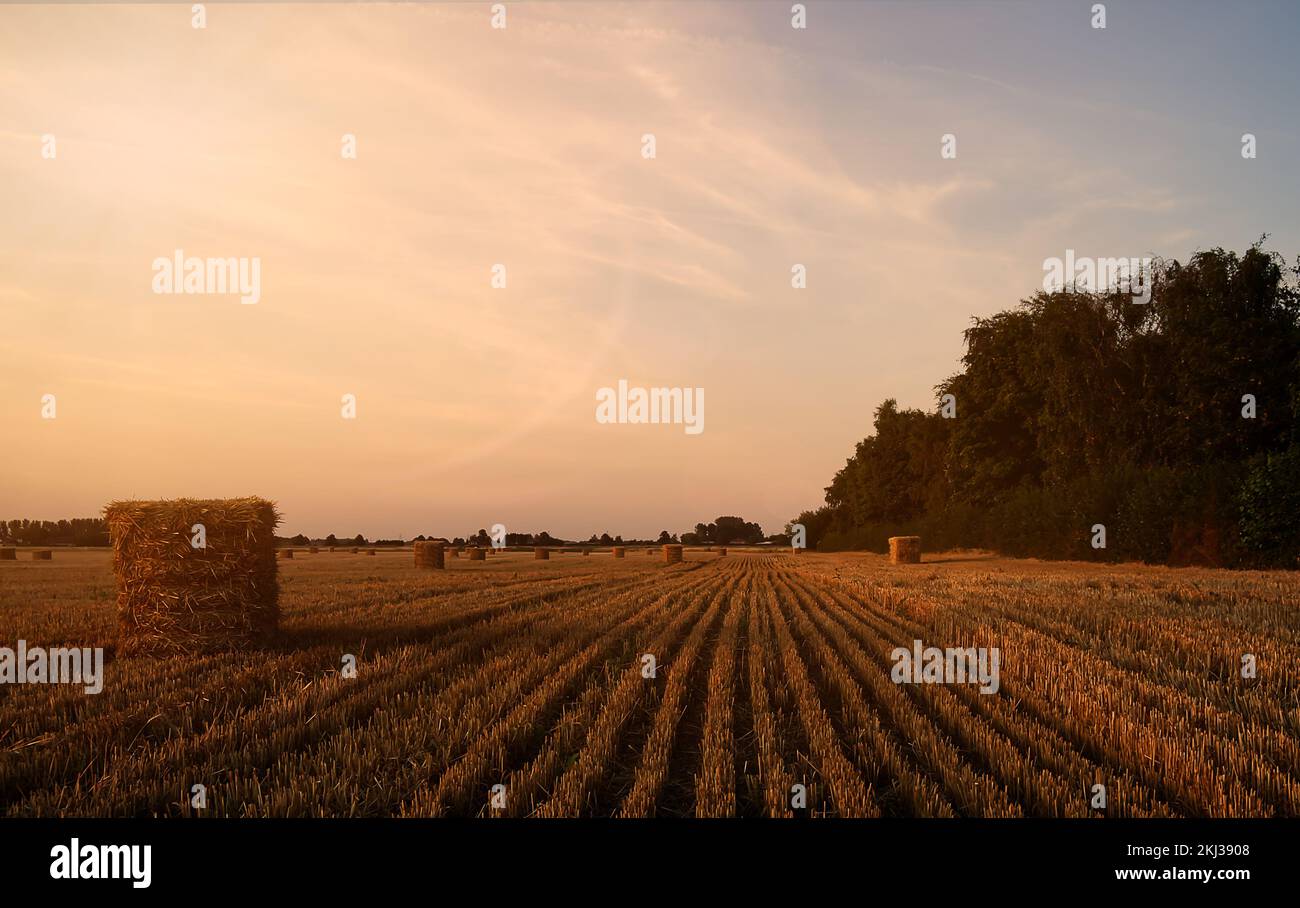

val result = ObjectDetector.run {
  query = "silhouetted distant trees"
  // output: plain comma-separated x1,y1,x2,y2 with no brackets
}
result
682,516,765,545
0,518,109,546
795,242,1300,567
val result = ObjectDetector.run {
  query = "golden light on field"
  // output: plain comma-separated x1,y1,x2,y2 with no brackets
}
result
1,549,1298,817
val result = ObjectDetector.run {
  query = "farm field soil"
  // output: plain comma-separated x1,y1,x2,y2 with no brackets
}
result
1,549,1297,817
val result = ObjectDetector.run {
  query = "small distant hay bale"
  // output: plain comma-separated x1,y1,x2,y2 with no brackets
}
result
105,497,279,656
717,547,727,556
350,547,359,554
449,548,460,559
366,549,376,556
309,546,319,554
279,549,294,560
0,548,16,560
534,547,550,560
663,544,683,564
32,549,53,561
328,546,336,552
414,541,445,570
612,546,625,558
889,536,921,564
467,547,486,561
583,548,591,556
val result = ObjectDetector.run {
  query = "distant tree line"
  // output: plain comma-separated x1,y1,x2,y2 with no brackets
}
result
793,243,1300,568
277,529,694,547
1,518,110,546
7,518,787,550
682,516,766,545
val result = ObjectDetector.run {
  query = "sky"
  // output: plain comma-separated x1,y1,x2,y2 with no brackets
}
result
2,1,1298,539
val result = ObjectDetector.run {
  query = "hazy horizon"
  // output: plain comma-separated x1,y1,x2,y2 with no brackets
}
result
4,1,1299,539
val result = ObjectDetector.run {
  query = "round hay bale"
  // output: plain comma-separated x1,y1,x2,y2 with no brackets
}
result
612,546,625,558
0,547,16,560
583,548,591,556
309,546,319,554
366,549,376,556
717,547,727,556
467,547,486,561
350,547,359,554
279,549,294,560
888,535,922,564
328,546,336,552
105,497,280,656
414,541,445,570
663,544,683,565
32,549,53,561
534,547,550,560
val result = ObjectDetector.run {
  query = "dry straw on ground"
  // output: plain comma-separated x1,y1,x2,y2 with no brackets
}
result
663,544,683,564
534,547,550,560
104,497,280,656
467,548,486,561
414,541,445,570
31,550,52,561
0,548,15,560
889,535,922,564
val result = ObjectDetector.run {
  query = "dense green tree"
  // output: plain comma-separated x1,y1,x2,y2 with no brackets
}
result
796,243,1300,567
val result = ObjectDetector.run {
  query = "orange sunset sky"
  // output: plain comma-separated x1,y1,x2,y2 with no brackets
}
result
3,2,1295,538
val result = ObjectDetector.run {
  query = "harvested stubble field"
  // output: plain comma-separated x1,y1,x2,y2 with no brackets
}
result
1,548,1298,817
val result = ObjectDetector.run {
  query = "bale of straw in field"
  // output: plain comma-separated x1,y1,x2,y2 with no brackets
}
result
328,546,336,552
663,544,683,564
309,546,319,554
104,497,280,656
467,547,486,561
414,541,445,569
0,548,16,560
889,536,921,564
612,546,625,558
32,549,53,561
367,549,376,556
350,547,359,554
583,548,591,556
534,547,550,560
449,548,460,559
279,549,294,560
717,547,727,556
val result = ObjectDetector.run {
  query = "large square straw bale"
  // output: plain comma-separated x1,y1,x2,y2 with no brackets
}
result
105,498,280,655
